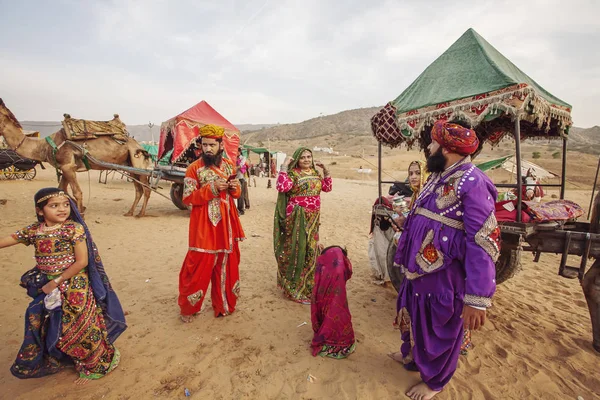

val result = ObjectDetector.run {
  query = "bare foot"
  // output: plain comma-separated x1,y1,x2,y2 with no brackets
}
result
406,382,440,400
180,314,195,323
387,351,403,363
74,377,90,385
123,211,133,217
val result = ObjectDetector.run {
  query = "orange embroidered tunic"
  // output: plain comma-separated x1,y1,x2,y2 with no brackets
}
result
182,158,245,253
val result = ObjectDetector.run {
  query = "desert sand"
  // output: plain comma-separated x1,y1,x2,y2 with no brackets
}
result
1,159,599,400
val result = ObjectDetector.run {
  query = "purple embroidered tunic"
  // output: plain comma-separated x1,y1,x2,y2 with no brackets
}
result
394,157,500,391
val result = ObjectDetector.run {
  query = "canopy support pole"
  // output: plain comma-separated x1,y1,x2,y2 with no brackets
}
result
514,115,522,223
588,156,600,220
377,143,382,202
561,138,568,199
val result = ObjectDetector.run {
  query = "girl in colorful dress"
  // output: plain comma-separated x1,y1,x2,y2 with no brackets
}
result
311,246,355,358
0,188,126,384
273,147,332,304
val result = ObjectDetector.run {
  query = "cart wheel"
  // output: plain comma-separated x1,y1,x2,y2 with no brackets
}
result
7,166,18,180
0,168,7,180
170,183,189,210
495,248,520,284
23,168,36,180
386,240,405,293
14,171,26,180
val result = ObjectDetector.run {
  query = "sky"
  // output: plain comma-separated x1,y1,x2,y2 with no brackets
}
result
0,0,598,127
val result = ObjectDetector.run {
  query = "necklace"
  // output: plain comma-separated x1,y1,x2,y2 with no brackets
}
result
41,222,63,232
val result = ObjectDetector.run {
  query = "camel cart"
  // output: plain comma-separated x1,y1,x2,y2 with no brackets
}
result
370,28,600,352
156,100,241,210
0,149,38,180
84,100,241,210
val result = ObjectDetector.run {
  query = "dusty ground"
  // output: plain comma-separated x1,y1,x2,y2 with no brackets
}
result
0,157,599,400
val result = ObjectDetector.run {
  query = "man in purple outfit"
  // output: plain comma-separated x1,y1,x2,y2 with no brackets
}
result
391,120,500,399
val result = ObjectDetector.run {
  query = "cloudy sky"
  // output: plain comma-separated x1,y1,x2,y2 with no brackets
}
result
1,0,598,127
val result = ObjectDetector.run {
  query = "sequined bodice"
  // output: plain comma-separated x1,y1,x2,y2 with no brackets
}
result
13,221,86,275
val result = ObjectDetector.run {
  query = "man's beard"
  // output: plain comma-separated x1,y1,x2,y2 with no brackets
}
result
202,151,223,167
426,147,447,173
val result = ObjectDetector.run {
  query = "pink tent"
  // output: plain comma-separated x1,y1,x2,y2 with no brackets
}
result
158,101,240,163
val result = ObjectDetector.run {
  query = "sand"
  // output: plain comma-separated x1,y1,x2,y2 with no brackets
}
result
0,165,599,400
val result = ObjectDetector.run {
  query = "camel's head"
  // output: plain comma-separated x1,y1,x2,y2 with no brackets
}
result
0,98,23,131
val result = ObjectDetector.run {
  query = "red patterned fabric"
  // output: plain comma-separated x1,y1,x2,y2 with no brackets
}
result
494,201,532,222
311,247,355,357
525,200,584,222
430,120,479,155
371,103,404,147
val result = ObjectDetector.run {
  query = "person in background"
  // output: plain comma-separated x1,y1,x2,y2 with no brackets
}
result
236,147,250,215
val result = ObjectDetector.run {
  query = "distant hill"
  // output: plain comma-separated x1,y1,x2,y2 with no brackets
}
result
17,110,599,154
565,126,600,154
237,123,278,132
241,107,381,142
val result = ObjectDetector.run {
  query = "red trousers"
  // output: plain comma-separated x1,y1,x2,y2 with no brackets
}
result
178,244,240,317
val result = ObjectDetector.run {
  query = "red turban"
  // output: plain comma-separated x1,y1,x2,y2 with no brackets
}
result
430,120,479,156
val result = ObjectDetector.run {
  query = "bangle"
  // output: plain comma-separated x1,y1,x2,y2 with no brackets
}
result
53,276,63,285
280,165,288,172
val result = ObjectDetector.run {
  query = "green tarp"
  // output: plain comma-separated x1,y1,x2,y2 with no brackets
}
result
475,155,513,172
242,144,277,155
141,143,158,160
392,28,571,114
141,144,173,165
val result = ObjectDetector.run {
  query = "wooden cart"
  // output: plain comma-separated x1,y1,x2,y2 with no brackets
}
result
0,149,38,181
370,28,600,352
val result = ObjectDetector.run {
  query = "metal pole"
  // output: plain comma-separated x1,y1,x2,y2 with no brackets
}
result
561,137,568,199
587,156,600,220
514,115,523,223
378,142,382,202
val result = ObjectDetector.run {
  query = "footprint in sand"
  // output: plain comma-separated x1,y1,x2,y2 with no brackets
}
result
154,374,187,396
494,345,509,359
574,299,587,308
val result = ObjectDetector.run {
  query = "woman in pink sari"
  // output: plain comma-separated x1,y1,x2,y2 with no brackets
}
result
310,246,355,359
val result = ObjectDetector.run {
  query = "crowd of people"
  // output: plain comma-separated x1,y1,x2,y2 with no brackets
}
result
0,121,501,399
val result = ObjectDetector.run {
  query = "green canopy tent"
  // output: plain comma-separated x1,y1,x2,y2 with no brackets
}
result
371,28,572,152
241,144,280,176
371,28,573,220
242,144,277,155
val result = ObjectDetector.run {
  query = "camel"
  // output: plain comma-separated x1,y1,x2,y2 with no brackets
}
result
0,98,153,217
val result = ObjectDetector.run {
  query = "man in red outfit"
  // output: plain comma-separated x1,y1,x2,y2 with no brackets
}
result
178,124,245,322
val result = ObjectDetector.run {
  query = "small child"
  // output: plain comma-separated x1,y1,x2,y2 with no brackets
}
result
310,246,355,359
0,188,126,384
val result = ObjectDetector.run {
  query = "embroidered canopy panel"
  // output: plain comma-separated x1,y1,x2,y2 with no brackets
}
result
371,29,572,151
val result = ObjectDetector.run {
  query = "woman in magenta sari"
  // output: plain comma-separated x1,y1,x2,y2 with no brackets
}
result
310,246,355,359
